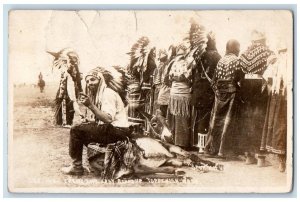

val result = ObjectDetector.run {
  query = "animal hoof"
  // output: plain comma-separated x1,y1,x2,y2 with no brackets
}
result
175,169,186,176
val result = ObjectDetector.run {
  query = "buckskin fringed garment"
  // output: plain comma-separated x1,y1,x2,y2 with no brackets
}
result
260,51,288,155
168,55,194,147
237,42,275,154
204,53,244,156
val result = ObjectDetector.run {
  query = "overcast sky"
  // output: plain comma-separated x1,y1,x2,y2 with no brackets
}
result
9,10,292,84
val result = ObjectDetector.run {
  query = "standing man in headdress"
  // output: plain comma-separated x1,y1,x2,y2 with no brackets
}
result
127,37,157,128
168,43,195,149
191,31,221,147
47,48,84,127
238,30,276,161
157,45,177,117
204,39,244,157
61,67,130,176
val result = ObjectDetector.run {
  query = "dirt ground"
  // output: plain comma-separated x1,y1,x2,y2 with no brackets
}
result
9,85,290,193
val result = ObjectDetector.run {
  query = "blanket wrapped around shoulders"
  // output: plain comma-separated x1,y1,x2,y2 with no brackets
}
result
239,43,274,75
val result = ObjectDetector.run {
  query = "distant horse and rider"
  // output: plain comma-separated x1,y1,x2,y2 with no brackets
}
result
38,72,46,93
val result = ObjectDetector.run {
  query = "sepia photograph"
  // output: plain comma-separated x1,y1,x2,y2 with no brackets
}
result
8,10,293,193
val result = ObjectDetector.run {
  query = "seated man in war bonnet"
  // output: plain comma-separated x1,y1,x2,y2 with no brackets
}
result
62,66,131,175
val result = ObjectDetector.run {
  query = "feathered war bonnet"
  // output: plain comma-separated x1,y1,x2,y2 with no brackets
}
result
47,48,83,96
127,36,157,83
85,66,128,107
47,48,80,73
185,20,208,61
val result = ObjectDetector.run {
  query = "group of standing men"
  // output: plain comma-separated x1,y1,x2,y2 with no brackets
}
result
152,30,288,172
48,27,288,176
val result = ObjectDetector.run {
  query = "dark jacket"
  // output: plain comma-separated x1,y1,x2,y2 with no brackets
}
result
191,48,221,108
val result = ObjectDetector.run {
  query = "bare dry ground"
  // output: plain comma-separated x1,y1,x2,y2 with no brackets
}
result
9,85,289,193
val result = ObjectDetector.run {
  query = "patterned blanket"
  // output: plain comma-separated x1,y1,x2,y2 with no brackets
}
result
239,43,274,75
88,139,138,180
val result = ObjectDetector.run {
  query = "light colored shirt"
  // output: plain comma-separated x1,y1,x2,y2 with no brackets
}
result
100,88,129,128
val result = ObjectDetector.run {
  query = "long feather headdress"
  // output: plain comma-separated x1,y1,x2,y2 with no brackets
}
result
47,48,83,95
86,66,128,106
47,48,80,72
127,36,155,75
185,21,208,61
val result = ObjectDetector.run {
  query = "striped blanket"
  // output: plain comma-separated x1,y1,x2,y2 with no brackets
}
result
240,43,274,74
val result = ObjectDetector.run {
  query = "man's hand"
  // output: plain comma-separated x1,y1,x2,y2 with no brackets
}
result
79,93,92,108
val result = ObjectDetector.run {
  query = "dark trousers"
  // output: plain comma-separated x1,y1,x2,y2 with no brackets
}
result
205,80,238,155
191,106,213,146
69,122,130,162
55,98,75,125
238,79,268,154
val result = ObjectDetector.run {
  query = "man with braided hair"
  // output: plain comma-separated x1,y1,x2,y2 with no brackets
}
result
62,67,131,175
191,31,221,146
204,39,244,158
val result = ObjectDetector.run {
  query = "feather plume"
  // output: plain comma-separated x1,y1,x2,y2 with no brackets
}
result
47,48,83,98
91,66,129,106
185,21,208,61
127,37,156,80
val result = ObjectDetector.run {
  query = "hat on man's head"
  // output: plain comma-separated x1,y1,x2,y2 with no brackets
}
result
251,30,266,42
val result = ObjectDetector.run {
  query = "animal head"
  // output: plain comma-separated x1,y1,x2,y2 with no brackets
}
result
138,110,173,143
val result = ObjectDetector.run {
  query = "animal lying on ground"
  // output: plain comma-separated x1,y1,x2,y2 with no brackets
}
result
85,109,223,179
87,136,223,180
